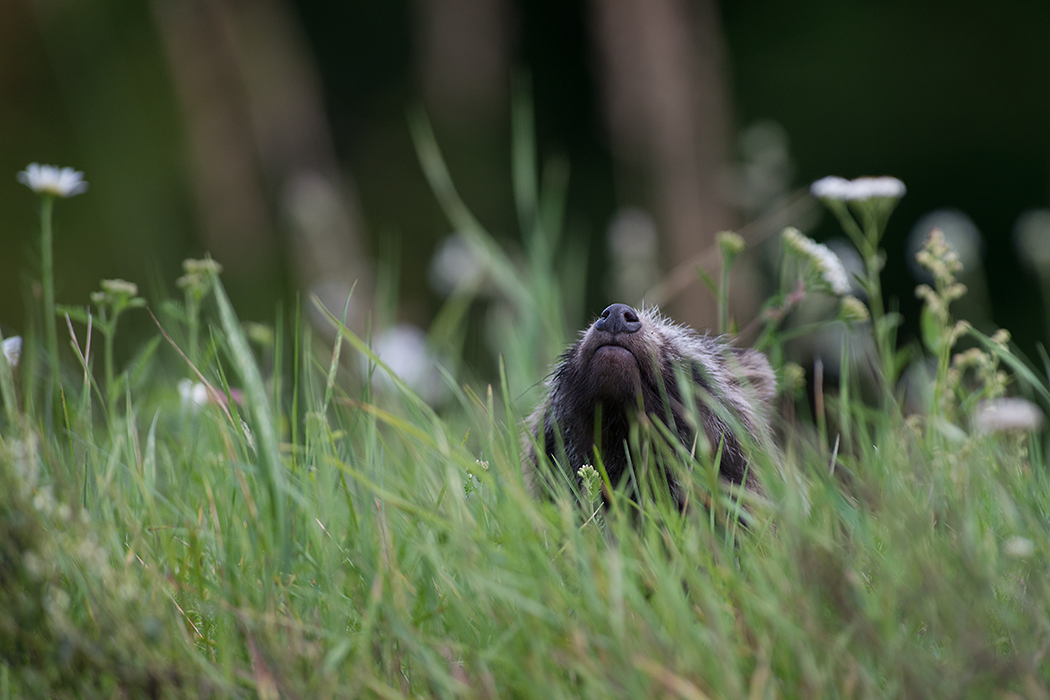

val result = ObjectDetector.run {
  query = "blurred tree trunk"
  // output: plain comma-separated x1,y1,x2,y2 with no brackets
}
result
416,0,512,125
153,0,372,327
590,0,737,329
413,0,516,302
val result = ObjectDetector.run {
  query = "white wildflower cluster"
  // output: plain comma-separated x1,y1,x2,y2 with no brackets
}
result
577,464,602,505
839,295,870,323
32,485,58,515
915,229,963,290
177,257,224,294
17,163,89,198
782,227,851,295
716,230,746,260
43,586,72,619
22,551,48,580
942,329,1010,415
465,459,489,496
915,228,967,325
91,278,143,308
9,435,41,493
100,278,139,298
74,532,109,571
810,175,906,201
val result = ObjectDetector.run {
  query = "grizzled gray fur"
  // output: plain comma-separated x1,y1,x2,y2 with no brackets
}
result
525,304,776,500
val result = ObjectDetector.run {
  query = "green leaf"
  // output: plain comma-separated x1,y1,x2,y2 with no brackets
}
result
212,271,289,570
920,305,942,354
969,327,1050,406
695,266,717,296
57,304,92,326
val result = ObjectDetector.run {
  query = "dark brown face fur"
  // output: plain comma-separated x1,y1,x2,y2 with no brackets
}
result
525,304,775,503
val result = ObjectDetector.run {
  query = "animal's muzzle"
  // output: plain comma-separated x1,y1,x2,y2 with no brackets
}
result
595,303,642,335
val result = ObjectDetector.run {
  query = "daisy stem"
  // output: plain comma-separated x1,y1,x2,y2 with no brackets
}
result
40,194,59,398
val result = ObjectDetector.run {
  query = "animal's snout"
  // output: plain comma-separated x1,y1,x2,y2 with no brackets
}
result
595,303,642,335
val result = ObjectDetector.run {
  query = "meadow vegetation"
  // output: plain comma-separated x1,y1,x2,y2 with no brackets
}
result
2,126,1050,699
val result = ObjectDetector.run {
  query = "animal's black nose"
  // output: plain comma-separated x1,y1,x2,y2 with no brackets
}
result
595,303,642,334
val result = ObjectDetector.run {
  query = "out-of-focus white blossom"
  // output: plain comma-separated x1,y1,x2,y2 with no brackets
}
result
1004,536,1035,558
973,397,1045,434
368,323,446,405
782,227,851,295
1013,209,1050,269
2,336,22,368
429,232,486,296
17,163,88,198
178,379,209,413
810,175,906,202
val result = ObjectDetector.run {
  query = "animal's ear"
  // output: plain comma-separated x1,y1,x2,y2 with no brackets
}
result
730,347,777,405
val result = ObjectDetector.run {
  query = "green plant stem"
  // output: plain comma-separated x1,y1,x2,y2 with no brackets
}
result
828,199,895,400
41,195,59,398
186,292,199,365
104,330,115,420
101,309,123,422
859,221,898,404
718,260,733,336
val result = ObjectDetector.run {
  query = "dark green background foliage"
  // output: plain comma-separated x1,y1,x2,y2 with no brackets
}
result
2,0,1048,352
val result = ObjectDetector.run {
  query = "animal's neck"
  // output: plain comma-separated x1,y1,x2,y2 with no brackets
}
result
581,402,634,486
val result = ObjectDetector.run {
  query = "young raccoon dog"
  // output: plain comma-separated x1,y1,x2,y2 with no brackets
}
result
525,303,776,504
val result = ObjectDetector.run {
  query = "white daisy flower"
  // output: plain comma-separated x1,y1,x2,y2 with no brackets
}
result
810,175,905,202
17,163,88,198
2,336,22,368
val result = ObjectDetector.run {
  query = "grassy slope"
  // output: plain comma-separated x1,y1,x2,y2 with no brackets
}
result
3,122,1049,699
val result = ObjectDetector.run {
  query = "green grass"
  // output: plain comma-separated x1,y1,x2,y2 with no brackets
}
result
3,125,1050,698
